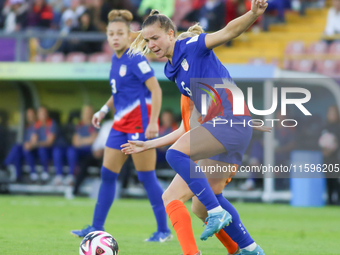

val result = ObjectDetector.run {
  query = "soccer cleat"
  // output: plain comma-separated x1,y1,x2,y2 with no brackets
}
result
64,174,75,186
71,225,103,238
240,245,265,255
52,175,63,185
200,209,232,241
41,171,49,182
228,247,241,255
144,230,173,242
30,172,38,182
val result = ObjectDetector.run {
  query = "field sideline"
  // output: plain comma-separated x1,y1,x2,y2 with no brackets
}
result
1,195,339,255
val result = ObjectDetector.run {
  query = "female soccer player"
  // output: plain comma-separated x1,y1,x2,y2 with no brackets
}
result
124,1,268,253
71,9,172,242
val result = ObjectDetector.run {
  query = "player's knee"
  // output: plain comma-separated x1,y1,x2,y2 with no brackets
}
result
208,179,226,194
101,166,118,182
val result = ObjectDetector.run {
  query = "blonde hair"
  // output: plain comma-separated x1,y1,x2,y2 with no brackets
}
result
129,9,177,56
107,9,133,30
177,23,204,40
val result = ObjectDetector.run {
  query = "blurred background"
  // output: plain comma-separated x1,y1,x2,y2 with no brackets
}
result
0,0,340,207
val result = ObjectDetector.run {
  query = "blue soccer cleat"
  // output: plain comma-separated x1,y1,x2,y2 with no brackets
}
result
200,209,232,241
71,225,103,238
144,230,173,242
240,245,265,255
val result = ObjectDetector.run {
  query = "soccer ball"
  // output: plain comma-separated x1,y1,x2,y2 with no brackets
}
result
79,231,119,255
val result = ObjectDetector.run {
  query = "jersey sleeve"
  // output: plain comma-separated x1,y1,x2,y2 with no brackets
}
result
132,55,155,83
184,33,210,57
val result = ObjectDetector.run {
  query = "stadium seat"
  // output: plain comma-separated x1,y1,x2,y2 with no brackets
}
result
315,59,340,76
285,41,306,55
291,59,315,72
248,58,266,65
88,53,111,63
45,53,65,63
66,52,87,63
328,41,340,55
307,41,328,55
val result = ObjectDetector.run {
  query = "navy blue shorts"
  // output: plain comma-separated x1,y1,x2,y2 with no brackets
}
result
106,128,147,150
202,115,253,165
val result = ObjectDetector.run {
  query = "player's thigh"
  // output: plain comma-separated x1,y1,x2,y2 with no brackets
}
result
102,146,128,174
131,148,156,171
170,126,226,161
162,174,194,207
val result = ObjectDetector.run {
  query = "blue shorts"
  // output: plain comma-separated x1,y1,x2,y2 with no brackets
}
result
106,128,147,150
202,115,253,166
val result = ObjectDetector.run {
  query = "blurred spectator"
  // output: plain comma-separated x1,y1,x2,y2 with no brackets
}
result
2,108,37,182
67,11,102,53
73,119,113,195
27,0,54,28
225,0,247,25
199,0,224,31
324,0,340,36
318,105,340,205
263,0,291,31
137,0,175,19
66,105,98,186
172,0,193,29
1,0,28,33
60,0,85,30
240,112,296,191
156,109,178,167
32,106,66,184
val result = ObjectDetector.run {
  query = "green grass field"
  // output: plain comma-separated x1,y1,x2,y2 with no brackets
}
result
1,195,339,255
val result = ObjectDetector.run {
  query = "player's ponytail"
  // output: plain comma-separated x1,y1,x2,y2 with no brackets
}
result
129,9,177,56
107,9,133,30
178,23,204,40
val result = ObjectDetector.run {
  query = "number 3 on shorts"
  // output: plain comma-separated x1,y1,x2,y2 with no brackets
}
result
111,79,117,94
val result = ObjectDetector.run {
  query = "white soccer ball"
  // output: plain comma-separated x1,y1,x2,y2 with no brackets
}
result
318,132,338,152
79,231,119,255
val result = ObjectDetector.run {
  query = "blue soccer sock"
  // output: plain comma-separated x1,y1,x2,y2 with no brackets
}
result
52,147,64,175
216,193,254,249
23,148,36,174
137,170,169,233
92,166,119,230
166,149,220,211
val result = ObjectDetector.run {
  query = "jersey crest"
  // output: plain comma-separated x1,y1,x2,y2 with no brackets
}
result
119,65,127,77
181,58,189,71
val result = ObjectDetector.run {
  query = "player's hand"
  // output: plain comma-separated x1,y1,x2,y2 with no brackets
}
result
92,111,106,129
145,122,159,139
251,0,268,16
121,140,148,154
252,120,272,132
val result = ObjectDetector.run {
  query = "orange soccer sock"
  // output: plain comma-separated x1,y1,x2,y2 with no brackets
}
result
215,229,239,254
165,200,199,255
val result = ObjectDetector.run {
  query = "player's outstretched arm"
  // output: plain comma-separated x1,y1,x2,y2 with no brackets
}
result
121,121,186,154
92,96,114,128
145,76,162,139
205,0,268,49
